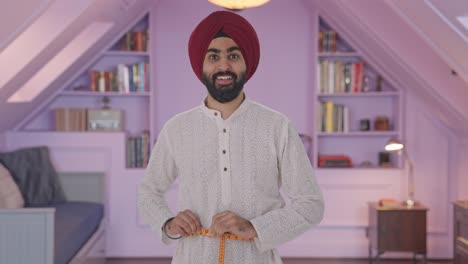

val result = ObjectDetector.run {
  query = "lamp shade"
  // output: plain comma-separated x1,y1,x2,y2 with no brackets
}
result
385,139,404,152
208,0,270,10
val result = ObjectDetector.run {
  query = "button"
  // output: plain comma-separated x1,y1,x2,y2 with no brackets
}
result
222,150,226,154
224,167,227,172
214,112,218,116
223,128,227,133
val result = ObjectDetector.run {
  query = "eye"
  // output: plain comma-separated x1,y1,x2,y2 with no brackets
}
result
229,54,240,60
208,54,218,61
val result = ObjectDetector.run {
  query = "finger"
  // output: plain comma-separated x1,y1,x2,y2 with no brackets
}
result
169,219,186,236
211,211,231,228
209,214,220,236
184,210,202,232
179,212,198,234
210,211,234,236
212,210,231,221
175,219,192,236
174,226,189,236
211,216,233,236
173,215,193,236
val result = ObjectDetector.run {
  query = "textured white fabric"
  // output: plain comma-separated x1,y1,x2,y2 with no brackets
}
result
0,163,24,209
138,97,324,264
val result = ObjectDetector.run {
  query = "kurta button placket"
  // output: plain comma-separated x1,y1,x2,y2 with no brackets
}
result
215,117,231,207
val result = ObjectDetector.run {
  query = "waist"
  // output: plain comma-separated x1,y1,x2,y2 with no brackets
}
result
188,228,254,264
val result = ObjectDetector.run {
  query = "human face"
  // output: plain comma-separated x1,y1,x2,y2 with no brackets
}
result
202,37,247,103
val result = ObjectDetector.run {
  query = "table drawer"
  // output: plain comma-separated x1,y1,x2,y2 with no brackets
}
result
456,236,468,255
457,221,468,242
456,209,468,223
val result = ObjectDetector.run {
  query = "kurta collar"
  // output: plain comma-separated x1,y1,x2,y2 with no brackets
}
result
201,95,252,121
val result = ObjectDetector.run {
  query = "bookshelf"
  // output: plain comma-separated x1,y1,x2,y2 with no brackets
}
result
20,13,152,169
314,17,402,169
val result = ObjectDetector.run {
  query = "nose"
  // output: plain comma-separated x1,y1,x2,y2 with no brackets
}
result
216,57,231,72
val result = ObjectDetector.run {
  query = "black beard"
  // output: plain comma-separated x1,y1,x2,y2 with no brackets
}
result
203,71,246,103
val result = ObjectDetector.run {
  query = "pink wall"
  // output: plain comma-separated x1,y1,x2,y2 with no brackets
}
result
152,0,315,134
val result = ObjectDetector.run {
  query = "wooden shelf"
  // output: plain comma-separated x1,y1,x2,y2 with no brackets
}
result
317,92,399,97
317,131,399,137
60,91,150,97
318,52,360,57
103,51,149,56
316,167,399,171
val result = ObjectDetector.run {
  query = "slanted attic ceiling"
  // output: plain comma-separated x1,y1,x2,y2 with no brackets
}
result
0,0,153,132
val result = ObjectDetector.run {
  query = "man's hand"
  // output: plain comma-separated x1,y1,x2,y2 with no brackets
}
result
166,209,202,237
209,210,257,239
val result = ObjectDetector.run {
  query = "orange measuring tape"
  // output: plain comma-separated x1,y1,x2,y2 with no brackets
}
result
188,228,254,264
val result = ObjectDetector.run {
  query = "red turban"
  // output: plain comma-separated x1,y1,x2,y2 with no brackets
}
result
188,11,260,83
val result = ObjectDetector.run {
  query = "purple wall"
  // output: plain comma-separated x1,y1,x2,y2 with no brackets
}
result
148,0,462,258
3,0,466,258
152,0,315,134
0,133,5,151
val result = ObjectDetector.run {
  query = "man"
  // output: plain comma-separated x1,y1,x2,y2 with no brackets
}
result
138,10,324,264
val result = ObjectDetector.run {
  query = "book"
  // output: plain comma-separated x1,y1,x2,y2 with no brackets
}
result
378,198,401,208
325,101,334,132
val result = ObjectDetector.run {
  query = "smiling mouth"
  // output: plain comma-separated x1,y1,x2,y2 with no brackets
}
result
216,75,233,84
217,75,232,80
214,73,236,86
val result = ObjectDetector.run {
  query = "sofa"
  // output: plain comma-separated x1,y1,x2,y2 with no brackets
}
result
0,146,105,264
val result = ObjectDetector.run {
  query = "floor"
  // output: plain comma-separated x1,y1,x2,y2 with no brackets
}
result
106,258,453,264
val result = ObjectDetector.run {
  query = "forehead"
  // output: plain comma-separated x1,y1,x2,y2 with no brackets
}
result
207,37,241,52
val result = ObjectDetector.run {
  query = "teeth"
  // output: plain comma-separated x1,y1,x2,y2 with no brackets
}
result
217,76,232,80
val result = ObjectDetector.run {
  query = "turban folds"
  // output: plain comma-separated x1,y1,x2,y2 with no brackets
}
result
188,11,260,83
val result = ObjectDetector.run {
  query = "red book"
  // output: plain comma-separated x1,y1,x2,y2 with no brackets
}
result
144,63,149,92
104,72,110,92
89,71,98,92
133,32,141,52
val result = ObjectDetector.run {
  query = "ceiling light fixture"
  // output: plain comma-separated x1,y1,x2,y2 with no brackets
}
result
208,0,270,10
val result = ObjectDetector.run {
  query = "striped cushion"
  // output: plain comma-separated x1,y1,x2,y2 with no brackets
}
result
0,162,24,208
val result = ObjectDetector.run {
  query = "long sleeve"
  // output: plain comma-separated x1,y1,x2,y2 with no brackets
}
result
250,121,324,253
137,124,178,244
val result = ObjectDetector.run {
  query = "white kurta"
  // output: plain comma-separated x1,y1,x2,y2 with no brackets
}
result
138,98,324,264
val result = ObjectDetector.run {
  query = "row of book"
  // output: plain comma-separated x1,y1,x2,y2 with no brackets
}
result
317,101,349,133
118,31,149,52
53,108,87,131
53,108,124,132
317,60,365,94
89,62,149,93
127,131,150,168
318,30,337,52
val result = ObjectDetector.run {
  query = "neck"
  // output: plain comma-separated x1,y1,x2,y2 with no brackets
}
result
205,92,245,120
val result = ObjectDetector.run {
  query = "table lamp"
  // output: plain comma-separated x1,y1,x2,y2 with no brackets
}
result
385,139,415,207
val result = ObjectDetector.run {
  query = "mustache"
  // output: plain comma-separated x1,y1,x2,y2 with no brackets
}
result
212,71,237,81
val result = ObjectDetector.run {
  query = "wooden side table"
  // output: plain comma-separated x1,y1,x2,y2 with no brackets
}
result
453,201,468,264
367,202,428,264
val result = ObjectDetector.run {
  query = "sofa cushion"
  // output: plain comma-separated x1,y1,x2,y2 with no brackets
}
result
0,162,24,208
53,201,104,264
0,146,67,206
